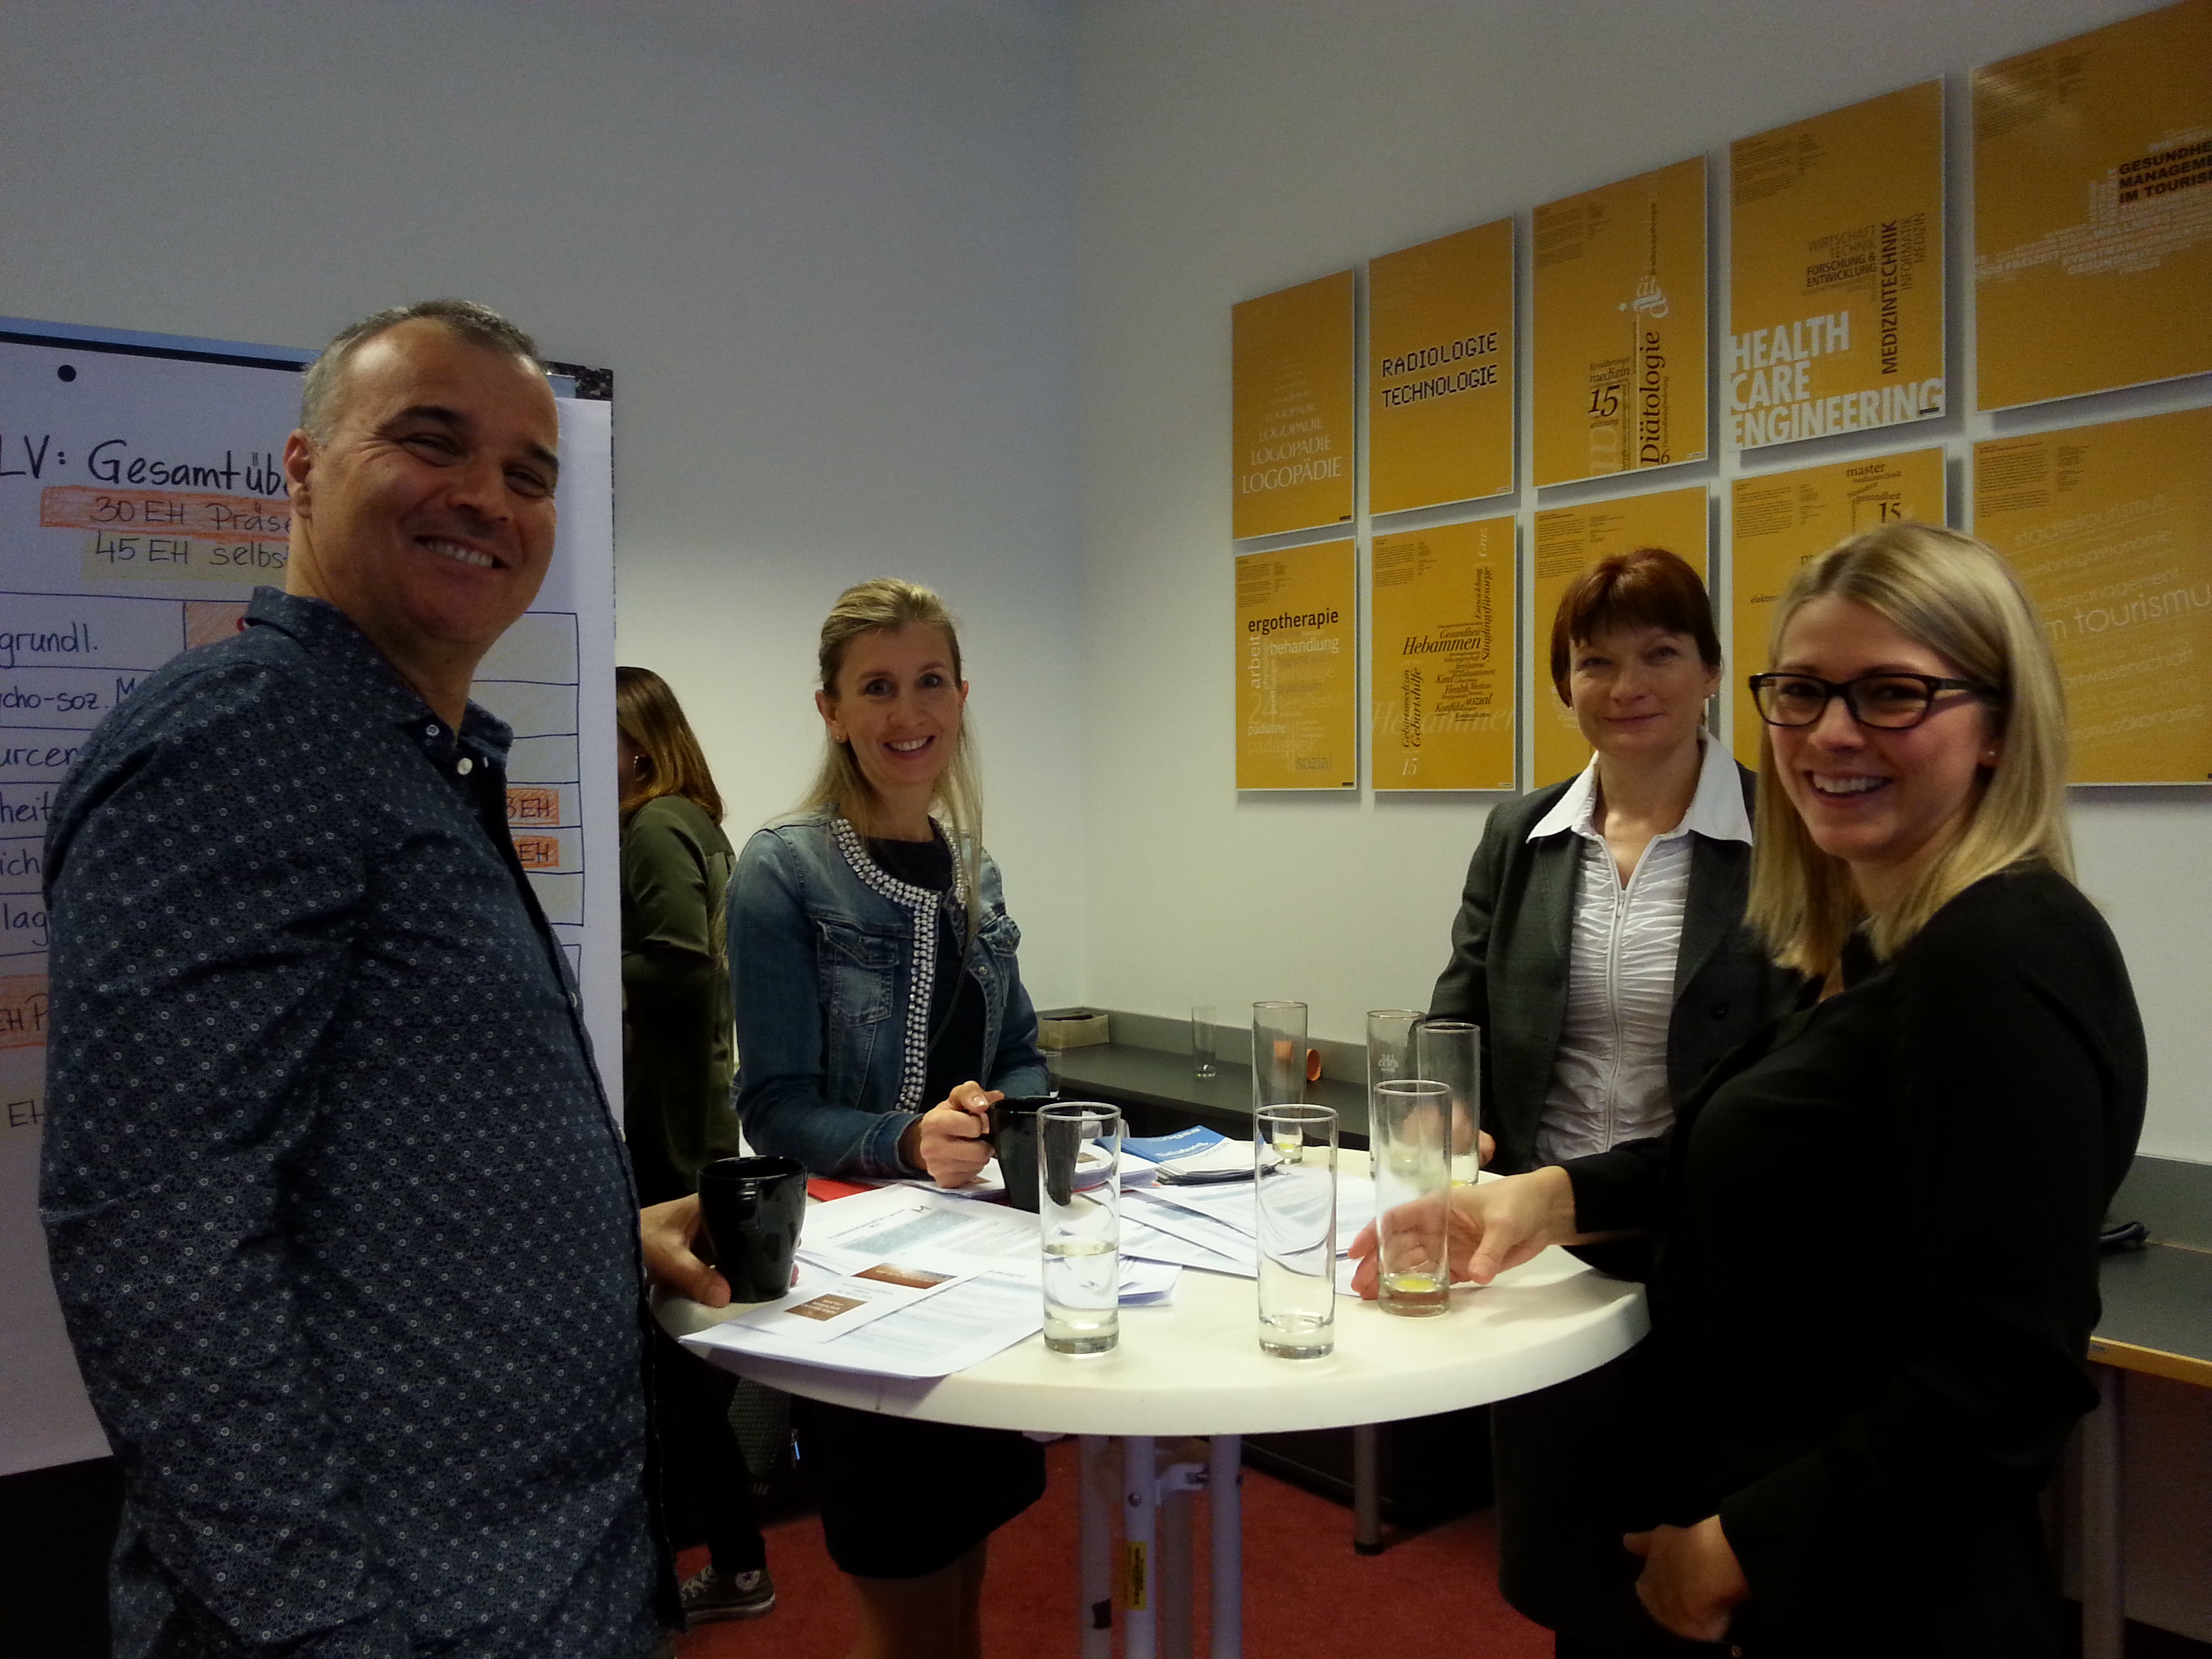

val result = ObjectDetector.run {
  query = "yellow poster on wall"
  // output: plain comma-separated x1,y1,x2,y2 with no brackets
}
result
1232,271,1357,539
1729,81,1945,453
1532,157,1708,488
1370,518,1517,792
1368,220,1514,515
1728,449,1948,762
1235,539,1358,790
1974,0,2212,410
1529,486,1709,785
1976,407,2212,784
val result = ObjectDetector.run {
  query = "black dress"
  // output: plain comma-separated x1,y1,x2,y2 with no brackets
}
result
1566,865,2146,1658
798,833,1046,1580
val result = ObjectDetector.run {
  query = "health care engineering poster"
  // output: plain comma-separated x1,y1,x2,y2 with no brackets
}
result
1729,81,1945,452
1231,272,1356,539
1974,0,2212,409
1529,485,1708,786
1369,516,1517,792
1532,158,1707,488
1235,539,1357,790
1976,406,2212,783
1367,220,1514,515
1728,449,1947,763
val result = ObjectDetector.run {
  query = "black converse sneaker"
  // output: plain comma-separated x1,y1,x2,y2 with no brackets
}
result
680,1563,777,1622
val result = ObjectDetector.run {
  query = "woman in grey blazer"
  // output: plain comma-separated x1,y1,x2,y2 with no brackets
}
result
1429,548,1801,1659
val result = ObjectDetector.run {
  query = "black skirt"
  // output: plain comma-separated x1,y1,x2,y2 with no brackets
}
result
797,1400,1048,1579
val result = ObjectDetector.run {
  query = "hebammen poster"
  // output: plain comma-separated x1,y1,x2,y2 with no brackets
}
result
1370,517,1517,791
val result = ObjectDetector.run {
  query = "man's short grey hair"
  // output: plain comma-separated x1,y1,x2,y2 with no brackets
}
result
299,300,544,443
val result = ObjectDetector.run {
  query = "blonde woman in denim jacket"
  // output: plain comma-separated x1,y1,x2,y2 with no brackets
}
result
729,579,1048,1659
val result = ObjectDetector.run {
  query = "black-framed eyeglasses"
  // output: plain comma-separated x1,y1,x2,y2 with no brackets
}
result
1746,672,1996,731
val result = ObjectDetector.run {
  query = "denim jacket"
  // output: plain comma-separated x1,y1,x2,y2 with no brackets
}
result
729,810,1049,1177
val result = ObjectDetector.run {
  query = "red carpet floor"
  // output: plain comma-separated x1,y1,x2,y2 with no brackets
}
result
674,1439,1549,1658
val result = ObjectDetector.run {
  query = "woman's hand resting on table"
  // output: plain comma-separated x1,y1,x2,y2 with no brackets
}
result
899,1081,1001,1187
1343,1164,1578,1296
1624,1515,1749,1642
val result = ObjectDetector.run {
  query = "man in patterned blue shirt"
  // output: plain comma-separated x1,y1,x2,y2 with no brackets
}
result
41,302,712,1658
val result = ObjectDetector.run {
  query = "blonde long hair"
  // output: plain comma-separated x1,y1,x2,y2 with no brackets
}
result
1747,523,2073,978
615,665,723,821
804,579,985,930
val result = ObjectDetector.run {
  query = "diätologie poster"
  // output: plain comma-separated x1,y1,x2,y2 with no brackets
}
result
1728,449,1948,762
1530,485,1709,786
1368,220,1514,515
1235,539,1358,790
1370,517,1517,791
1974,0,2212,409
1532,157,1708,488
1232,271,1357,539
1976,407,2212,783
1729,81,1945,452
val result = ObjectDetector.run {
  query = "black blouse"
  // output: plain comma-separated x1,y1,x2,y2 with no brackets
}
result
864,834,987,1123
1568,864,2146,1657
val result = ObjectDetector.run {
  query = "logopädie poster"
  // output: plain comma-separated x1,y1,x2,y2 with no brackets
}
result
1232,272,1357,538
1729,81,1946,452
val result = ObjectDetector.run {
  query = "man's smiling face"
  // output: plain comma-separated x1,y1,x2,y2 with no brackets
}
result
285,318,560,665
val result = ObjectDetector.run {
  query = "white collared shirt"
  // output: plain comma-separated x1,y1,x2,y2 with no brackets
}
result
1527,737,1752,1165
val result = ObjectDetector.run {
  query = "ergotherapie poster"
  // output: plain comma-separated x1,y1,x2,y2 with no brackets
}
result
1235,539,1357,790
1729,81,1946,451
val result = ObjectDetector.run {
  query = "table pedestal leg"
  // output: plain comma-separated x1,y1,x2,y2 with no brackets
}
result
1160,1476,1193,1659
1351,1422,1382,1554
1080,1436,1113,1659
1209,1435,1242,1659
1123,1435,1158,1659
2081,1367,2124,1659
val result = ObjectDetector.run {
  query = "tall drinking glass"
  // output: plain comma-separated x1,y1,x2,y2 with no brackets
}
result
1251,1001,1308,1112
1416,1019,1482,1187
1254,1104,1337,1358
1366,1008,1422,1097
1372,1079,1452,1317
1191,1004,1218,1080
1038,1102,1122,1355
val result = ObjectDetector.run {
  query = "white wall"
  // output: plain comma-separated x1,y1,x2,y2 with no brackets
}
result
1071,0,2212,1163
0,0,1088,1005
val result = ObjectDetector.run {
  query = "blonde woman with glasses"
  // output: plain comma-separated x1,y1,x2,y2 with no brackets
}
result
1353,523,2146,1658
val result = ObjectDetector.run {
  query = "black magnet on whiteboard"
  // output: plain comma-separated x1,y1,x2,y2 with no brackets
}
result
56,365,76,382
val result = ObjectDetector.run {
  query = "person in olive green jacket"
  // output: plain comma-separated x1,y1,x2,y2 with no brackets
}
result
616,665,773,1623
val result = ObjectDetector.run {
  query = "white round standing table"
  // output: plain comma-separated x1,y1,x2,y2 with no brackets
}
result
657,1195,1645,1658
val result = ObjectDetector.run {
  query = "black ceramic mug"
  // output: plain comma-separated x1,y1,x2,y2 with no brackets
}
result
985,1097,1054,1214
696,1155,806,1302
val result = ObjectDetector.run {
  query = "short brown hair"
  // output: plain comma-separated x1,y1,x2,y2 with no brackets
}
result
300,299,543,443
1549,547,1721,701
615,666,724,823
